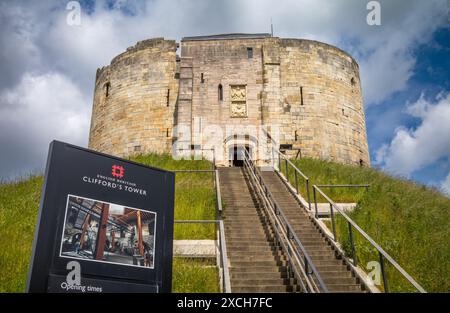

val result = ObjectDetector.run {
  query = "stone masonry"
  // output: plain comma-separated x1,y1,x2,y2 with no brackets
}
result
89,33,370,166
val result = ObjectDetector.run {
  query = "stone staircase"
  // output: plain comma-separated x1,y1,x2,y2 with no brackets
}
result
260,170,367,293
219,167,296,293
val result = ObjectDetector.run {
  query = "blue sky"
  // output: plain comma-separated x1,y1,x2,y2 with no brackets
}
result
0,0,449,194
367,28,450,187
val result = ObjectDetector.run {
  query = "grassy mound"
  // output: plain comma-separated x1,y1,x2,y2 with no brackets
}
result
0,154,218,292
1,153,448,292
283,158,450,292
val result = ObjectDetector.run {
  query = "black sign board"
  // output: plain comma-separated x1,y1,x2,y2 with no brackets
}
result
26,141,175,293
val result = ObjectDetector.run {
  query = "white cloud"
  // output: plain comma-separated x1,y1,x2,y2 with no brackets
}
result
0,72,89,179
442,173,450,194
0,0,449,180
375,92,450,179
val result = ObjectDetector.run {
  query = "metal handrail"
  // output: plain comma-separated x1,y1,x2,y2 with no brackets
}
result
272,147,312,210
313,185,426,293
242,150,328,293
312,185,370,219
263,130,425,293
316,184,370,189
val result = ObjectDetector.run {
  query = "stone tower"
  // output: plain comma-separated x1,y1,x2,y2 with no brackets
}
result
89,34,370,166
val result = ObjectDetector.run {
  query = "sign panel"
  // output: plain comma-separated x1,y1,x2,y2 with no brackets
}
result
26,141,175,293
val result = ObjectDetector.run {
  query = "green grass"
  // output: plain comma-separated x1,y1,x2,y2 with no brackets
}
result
0,176,42,293
283,157,450,292
172,258,219,293
0,154,219,292
132,154,217,240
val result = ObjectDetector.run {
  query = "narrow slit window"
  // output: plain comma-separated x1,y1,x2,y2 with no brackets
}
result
247,47,253,58
166,89,170,106
300,86,304,105
218,84,223,101
201,73,204,83
104,82,110,98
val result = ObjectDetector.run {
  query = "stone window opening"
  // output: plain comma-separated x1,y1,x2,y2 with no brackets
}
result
104,82,110,98
359,159,364,167
201,73,205,83
295,130,298,141
166,128,170,137
247,47,253,58
134,145,141,152
351,77,356,86
218,84,223,101
166,89,170,106
300,86,304,105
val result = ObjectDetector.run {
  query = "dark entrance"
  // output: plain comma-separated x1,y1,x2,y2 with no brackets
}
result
230,145,250,167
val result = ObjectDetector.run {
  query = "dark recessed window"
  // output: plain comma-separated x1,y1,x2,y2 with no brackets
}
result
104,82,110,98
280,144,293,150
218,84,223,101
351,77,356,86
247,47,253,58
300,86,304,105
201,73,205,83
166,89,170,106
134,145,141,152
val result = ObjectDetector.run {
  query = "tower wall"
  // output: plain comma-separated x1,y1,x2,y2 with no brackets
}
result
88,35,370,166
273,39,370,165
88,38,178,157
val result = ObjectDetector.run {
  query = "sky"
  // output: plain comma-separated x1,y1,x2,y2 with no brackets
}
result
0,0,449,194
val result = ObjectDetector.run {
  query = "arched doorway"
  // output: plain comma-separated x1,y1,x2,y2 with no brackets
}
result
229,145,251,167
224,134,257,167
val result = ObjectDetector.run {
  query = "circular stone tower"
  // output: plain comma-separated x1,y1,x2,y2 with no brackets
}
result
88,34,370,166
89,38,178,157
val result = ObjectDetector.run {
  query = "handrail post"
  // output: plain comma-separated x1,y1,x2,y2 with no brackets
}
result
379,252,389,293
285,158,288,181
278,152,281,172
294,170,299,194
306,179,311,210
330,203,337,241
313,187,318,218
271,147,275,168
219,220,231,293
348,221,356,266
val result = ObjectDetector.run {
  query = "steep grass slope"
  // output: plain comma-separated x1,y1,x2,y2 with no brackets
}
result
0,154,218,292
284,158,450,292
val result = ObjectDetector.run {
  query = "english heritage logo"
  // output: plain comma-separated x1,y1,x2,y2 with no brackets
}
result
81,163,148,196
111,164,125,178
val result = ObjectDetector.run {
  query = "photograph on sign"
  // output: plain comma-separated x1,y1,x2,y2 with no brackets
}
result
60,195,157,269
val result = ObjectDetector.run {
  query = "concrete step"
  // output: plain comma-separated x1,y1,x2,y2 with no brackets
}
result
323,277,359,285
231,278,295,286
231,285,293,293
230,265,288,274
327,284,363,292
318,270,354,279
226,245,279,253
226,240,276,246
230,260,287,267
229,272,288,281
